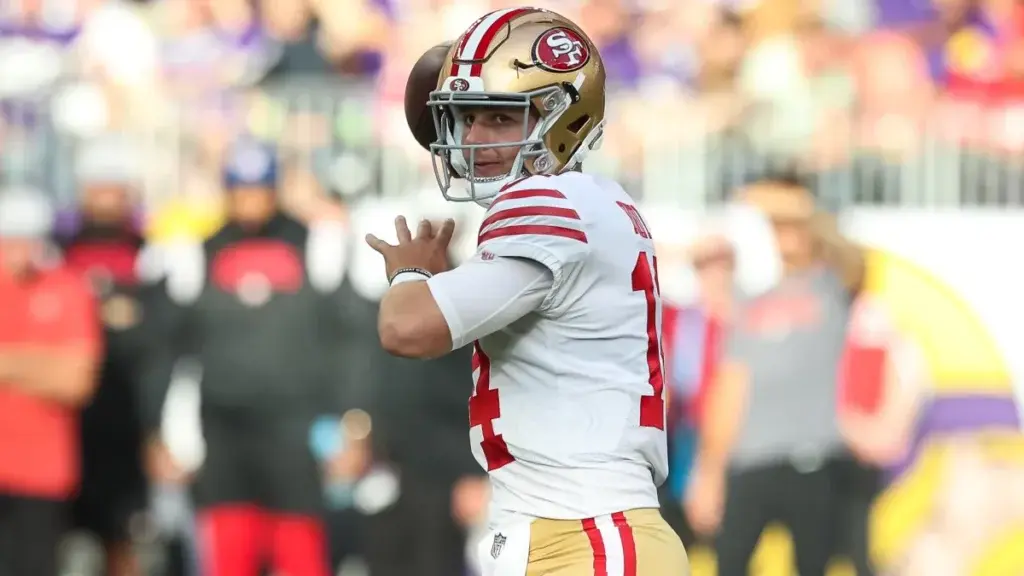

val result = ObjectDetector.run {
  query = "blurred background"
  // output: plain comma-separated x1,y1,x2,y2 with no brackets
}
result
0,0,1023,574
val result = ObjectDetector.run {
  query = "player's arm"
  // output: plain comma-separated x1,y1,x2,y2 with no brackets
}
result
378,254,553,359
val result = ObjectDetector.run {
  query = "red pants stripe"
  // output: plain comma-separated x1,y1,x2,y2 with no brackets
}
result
197,504,330,576
581,512,638,576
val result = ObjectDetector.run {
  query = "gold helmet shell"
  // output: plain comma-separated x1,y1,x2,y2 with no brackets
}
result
428,7,607,204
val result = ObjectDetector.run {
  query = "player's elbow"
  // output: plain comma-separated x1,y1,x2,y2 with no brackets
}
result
377,285,454,359
378,313,441,359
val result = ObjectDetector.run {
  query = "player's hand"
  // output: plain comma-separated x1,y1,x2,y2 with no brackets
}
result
685,462,726,536
365,216,456,281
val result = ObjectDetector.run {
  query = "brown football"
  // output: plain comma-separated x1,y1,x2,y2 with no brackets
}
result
405,42,453,151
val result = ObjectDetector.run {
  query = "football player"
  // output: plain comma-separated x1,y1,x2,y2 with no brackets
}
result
365,7,689,575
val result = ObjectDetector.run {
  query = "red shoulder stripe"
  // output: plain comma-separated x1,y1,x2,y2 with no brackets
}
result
478,225,588,245
491,188,566,206
478,206,581,233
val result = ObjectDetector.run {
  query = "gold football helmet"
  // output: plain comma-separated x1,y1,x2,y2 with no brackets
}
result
428,7,606,204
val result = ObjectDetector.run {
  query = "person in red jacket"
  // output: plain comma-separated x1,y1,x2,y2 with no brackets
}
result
0,188,102,575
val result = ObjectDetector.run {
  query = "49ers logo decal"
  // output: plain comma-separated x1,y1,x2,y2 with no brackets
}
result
532,27,589,73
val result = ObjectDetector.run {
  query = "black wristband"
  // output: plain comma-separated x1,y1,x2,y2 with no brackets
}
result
388,267,433,285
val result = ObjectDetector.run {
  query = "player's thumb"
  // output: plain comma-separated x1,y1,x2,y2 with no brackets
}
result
365,233,390,255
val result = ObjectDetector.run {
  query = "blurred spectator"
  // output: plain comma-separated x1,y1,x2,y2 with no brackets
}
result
362,343,483,576
838,294,927,468
739,4,857,165
579,0,641,89
259,0,330,80
687,173,865,576
349,198,484,576
59,137,149,576
0,187,101,575
68,0,161,136
154,0,278,97
660,228,736,546
140,139,354,576
312,0,392,76
831,289,928,576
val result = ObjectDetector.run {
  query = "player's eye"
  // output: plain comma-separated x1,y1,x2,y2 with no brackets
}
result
493,114,513,124
462,114,476,127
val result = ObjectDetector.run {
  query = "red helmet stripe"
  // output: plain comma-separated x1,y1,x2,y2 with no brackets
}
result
450,15,486,76
451,8,537,77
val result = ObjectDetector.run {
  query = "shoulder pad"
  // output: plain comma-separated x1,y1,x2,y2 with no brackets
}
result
476,176,590,271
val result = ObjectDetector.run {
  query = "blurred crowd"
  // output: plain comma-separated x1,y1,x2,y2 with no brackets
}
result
0,0,1023,575
2,0,1024,208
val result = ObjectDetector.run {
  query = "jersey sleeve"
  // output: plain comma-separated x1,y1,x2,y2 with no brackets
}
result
476,182,591,308
427,254,553,351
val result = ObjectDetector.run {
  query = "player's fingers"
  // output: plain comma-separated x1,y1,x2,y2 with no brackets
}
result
416,218,434,240
365,234,393,255
395,216,413,243
434,218,456,247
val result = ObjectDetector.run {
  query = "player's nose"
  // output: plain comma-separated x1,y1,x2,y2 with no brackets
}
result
462,122,493,146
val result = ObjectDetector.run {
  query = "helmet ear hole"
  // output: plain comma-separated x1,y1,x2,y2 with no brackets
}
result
567,115,590,135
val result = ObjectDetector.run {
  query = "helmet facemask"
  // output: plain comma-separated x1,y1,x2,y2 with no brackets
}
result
428,84,575,206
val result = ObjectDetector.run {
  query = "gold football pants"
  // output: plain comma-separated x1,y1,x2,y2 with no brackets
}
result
526,508,689,575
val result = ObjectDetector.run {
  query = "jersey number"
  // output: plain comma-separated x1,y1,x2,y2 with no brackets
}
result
469,342,516,471
632,251,666,430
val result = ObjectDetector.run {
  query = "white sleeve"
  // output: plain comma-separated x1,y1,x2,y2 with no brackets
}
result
426,255,553,351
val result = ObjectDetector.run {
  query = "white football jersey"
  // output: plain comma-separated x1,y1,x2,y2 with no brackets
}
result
469,172,668,526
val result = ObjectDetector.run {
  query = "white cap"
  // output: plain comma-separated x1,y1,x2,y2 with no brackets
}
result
0,187,55,238
76,135,143,185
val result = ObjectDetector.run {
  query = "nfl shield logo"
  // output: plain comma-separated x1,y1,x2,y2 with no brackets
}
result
490,533,507,559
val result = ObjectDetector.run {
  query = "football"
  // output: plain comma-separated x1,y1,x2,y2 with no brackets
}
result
403,41,452,151
405,42,453,151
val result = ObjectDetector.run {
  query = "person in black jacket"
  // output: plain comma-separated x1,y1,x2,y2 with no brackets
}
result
140,139,354,576
344,205,487,576
58,139,148,576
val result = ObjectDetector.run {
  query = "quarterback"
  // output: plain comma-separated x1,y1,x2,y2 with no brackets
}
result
366,7,689,576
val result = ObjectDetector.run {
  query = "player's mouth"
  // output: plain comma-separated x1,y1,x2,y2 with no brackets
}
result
473,160,506,178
